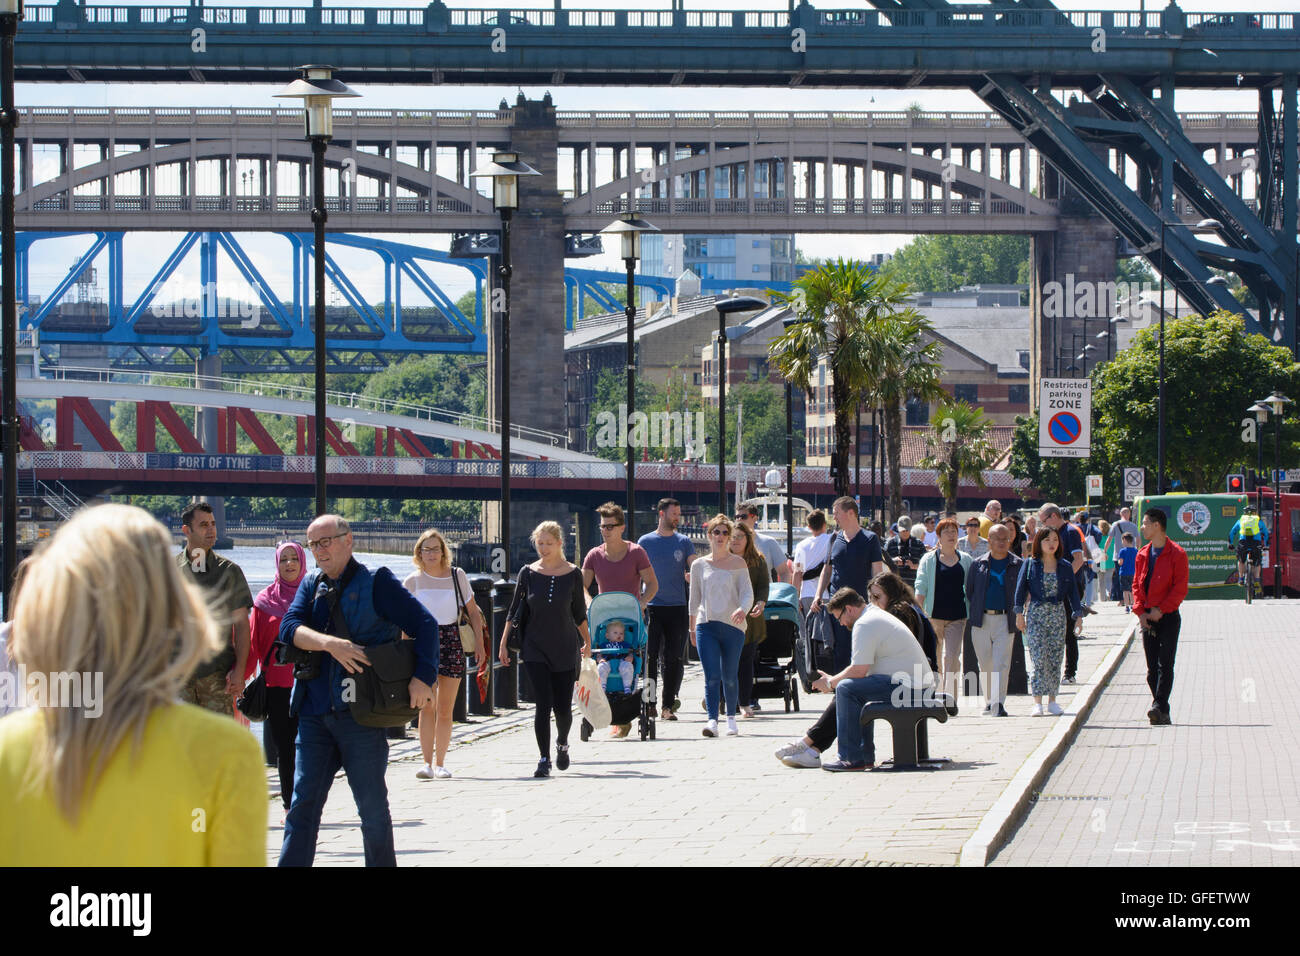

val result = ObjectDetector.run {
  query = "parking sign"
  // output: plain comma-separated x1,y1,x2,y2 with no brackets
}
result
1123,467,1145,500
1039,379,1091,458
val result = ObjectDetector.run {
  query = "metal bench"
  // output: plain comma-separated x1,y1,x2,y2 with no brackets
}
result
860,691,958,772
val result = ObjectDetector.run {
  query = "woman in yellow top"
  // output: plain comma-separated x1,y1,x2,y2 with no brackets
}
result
0,503,267,866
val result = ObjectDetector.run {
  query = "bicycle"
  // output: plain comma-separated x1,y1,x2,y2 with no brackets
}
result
1241,546,1261,605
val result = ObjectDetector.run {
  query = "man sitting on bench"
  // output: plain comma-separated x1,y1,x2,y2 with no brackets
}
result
815,582,935,772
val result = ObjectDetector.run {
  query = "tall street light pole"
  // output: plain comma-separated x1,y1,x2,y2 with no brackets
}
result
275,65,359,517
1259,390,1292,598
782,315,799,558
472,151,539,569
713,296,767,516
1157,216,1221,495
601,214,657,537
0,0,19,615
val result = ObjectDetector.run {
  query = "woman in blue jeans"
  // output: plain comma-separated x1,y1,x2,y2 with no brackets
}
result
688,514,753,738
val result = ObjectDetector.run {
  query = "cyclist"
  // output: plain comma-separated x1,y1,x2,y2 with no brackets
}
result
1229,504,1269,591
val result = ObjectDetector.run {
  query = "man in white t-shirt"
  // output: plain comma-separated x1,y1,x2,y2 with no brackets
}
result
921,514,939,550
818,587,933,771
791,510,832,614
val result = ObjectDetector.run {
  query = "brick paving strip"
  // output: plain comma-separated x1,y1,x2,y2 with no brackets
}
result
990,600,1300,867
265,605,1137,866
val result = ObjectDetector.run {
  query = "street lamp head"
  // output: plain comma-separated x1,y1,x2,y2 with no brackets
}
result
1247,402,1270,423
1095,330,1109,339
470,151,540,212
1195,218,1223,231
600,213,658,264
1206,275,1229,286
1260,391,1293,417
274,65,359,139
715,295,769,316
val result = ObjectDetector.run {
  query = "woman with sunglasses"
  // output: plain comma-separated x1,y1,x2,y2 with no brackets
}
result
688,515,753,738
1014,526,1083,716
403,528,489,780
957,517,989,558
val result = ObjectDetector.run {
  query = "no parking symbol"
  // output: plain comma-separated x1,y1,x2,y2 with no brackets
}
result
1038,379,1091,459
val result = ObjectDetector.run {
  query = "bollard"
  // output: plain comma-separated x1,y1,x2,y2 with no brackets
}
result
491,578,519,708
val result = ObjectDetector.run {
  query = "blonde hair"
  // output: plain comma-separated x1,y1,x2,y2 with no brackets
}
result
412,528,452,573
530,520,565,558
705,513,734,538
9,504,223,823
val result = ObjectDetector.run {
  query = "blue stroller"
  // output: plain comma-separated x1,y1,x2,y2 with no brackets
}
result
580,591,656,742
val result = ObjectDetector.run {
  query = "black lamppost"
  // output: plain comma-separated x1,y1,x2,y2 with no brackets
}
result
1258,390,1293,598
471,151,539,567
1157,216,1222,494
1247,401,1269,486
601,214,657,537
275,65,359,516
782,315,798,557
713,296,767,515
0,0,20,615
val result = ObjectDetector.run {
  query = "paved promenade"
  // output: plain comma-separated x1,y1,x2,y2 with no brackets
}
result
265,606,1135,866
992,600,1300,867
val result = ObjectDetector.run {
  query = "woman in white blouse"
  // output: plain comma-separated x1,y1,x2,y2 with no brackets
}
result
688,514,753,738
402,529,489,780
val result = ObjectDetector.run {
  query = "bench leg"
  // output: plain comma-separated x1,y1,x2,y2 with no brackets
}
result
868,716,938,772
916,718,951,767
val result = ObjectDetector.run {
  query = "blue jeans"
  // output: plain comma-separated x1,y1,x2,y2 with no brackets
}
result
834,674,901,765
278,709,396,867
696,621,745,720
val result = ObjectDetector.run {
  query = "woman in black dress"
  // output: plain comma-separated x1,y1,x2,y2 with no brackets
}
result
499,521,591,778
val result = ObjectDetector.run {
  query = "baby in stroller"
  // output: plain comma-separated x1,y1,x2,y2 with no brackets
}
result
595,619,636,694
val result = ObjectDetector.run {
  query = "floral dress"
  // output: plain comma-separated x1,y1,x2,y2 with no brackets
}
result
1024,568,1067,696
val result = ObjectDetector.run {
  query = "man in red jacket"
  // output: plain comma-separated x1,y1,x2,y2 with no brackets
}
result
1132,508,1189,726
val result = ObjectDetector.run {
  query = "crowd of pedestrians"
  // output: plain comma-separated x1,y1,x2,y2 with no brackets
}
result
0,488,1181,865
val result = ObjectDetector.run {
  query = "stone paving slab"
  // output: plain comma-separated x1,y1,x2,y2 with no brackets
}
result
266,606,1134,866
991,600,1300,867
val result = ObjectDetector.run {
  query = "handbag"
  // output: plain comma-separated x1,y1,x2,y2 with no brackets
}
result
235,643,278,722
326,576,419,728
506,566,529,653
807,605,835,653
451,566,477,654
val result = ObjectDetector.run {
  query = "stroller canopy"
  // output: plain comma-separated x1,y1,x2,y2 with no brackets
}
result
588,591,646,647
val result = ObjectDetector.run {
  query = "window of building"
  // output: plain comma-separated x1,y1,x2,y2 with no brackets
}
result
753,239,762,248
1018,350,1030,369
905,397,929,426
752,264,762,273
684,238,708,258
693,372,702,386
954,384,979,404
1008,384,1029,405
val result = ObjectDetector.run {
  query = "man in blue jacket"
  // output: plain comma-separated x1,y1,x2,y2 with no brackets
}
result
277,514,439,867
965,522,1023,716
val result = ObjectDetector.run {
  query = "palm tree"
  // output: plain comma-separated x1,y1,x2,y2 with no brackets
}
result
768,259,916,498
919,398,998,514
860,310,947,521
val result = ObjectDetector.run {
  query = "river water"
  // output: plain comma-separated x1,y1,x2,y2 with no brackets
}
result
220,545,413,595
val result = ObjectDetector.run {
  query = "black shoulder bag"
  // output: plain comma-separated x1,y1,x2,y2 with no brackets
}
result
328,575,419,729
235,642,278,722
506,566,530,653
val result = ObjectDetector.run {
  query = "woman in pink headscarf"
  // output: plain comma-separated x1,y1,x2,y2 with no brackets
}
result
247,541,306,811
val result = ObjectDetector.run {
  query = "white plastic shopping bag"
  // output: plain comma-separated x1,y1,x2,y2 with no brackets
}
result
574,658,612,730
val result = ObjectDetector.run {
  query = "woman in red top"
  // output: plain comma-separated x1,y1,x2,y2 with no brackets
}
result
247,541,306,810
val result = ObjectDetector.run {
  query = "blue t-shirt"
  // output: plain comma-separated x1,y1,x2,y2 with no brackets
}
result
637,531,694,607
827,528,883,597
985,556,1011,612
1118,546,1138,577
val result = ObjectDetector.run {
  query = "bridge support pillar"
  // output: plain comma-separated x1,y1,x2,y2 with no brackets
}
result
194,353,231,548
483,95,572,562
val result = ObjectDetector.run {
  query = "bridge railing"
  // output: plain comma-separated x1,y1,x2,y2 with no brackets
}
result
40,366,570,449
19,450,1029,491
26,6,1296,35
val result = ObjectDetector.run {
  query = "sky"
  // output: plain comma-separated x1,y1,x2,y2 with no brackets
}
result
16,0,1295,309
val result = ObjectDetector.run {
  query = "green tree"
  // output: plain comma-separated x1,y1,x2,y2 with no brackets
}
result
1092,310,1298,493
883,234,1030,294
769,259,941,508
585,367,667,463
862,312,947,520
698,381,797,469
1117,256,1154,287
919,399,999,514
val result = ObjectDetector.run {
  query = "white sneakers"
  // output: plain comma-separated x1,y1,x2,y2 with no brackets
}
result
1030,703,1044,717
775,741,822,769
417,764,453,780
702,719,718,738
1046,701,1064,716
726,716,739,736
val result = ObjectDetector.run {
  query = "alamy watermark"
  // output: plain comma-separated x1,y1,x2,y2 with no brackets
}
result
149,281,259,326
0,666,104,718
592,404,706,454
1042,274,1159,320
